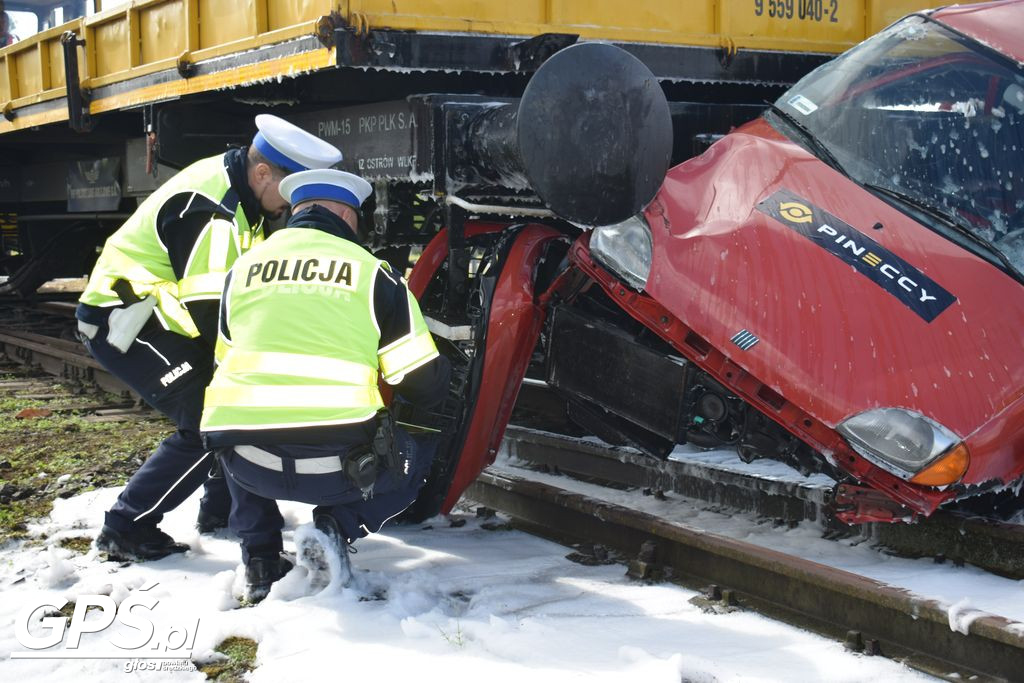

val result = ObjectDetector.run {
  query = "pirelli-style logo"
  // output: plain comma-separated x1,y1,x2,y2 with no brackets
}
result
758,189,956,323
778,202,813,224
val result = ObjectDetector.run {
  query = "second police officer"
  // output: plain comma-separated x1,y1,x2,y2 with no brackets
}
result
76,115,342,561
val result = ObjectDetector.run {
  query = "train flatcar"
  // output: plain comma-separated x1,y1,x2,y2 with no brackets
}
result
0,0,982,287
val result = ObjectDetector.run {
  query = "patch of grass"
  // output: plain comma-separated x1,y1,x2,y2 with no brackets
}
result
0,401,44,416
0,496,50,537
0,381,171,542
58,536,93,554
199,637,259,681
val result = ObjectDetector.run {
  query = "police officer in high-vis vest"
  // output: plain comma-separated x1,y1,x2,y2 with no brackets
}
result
200,169,450,602
76,115,342,562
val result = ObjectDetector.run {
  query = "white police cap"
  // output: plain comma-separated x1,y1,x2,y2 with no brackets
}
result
278,169,374,209
252,114,342,172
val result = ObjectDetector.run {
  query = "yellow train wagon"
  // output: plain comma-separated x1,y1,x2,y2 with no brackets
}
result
0,0,989,135
0,0,990,290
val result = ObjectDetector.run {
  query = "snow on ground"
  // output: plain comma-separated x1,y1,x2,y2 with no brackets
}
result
0,484,938,682
498,440,1024,627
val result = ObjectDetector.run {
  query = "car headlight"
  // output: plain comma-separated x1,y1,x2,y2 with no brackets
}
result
837,408,966,483
590,214,653,290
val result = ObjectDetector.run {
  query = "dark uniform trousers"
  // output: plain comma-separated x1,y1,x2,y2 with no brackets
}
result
83,315,229,534
218,428,437,563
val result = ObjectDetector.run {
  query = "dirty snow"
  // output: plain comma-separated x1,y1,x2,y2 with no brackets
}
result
498,441,1024,627
1,482,940,681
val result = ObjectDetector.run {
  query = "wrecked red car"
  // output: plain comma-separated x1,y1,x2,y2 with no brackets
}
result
638,2,1024,522
385,1,1024,525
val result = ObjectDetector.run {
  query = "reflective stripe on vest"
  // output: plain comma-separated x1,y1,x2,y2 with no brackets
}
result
178,272,228,301
379,329,439,383
217,350,377,385
178,216,244,302
214,334,230,365
378,284,439,383
205,385,383,409
207,219,233,272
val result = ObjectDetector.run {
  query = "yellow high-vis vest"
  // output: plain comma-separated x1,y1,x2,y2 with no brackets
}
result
79,154,263,337
200,228,438,432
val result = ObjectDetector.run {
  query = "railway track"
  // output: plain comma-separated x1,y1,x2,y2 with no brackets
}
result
499,424,1024,580
3,298,1024,679
466,468,1024,681
0,299,130,396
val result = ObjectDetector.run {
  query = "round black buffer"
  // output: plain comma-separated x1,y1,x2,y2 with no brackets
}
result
518,43,672,226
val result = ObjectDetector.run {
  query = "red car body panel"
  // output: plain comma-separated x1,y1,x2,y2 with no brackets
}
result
568,234,953,520
408,223,563,514
932,1,1024,65
638,117,1024,505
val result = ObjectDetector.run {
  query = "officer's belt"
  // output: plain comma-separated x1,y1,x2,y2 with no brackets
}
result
233,445,344,474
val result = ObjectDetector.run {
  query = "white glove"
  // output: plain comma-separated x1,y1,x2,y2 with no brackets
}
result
106,295,157,353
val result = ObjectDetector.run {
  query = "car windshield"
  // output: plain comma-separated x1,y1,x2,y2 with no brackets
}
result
773,15,1024,274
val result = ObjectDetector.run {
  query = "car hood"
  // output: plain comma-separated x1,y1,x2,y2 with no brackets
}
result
646,118,1024,440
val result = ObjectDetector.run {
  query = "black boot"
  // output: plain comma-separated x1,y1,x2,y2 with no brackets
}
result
96,524,189,562
299,514,353,591
196,468,230,534
195,505,229,534
244,554,294,604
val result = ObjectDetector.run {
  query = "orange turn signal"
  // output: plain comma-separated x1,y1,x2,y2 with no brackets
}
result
910,443,970,486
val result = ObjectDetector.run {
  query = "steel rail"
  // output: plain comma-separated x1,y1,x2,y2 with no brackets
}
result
0,327,130,395
501,425,1024,579
466,469,1024,681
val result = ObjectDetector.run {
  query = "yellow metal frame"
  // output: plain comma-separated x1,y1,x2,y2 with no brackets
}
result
343,0,979,54
1,20,85,108
82,0,336,89
0,0,989,136
89,46,336,114
1,0,340,125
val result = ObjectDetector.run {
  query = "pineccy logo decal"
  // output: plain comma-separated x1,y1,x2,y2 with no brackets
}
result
758,189,956,322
